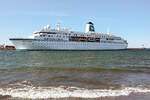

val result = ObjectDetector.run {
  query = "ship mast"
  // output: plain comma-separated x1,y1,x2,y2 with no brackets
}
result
56,19,61,31
107,27,110,35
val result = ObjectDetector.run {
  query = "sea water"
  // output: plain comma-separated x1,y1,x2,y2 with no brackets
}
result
0,50,150,99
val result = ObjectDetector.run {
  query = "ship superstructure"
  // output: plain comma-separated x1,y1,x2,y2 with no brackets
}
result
10,21,128,50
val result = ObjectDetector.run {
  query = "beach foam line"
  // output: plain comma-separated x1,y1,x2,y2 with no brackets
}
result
0,86,150,99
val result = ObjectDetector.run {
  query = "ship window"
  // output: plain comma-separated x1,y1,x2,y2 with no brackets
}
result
81,34,84,37
74,34,77,36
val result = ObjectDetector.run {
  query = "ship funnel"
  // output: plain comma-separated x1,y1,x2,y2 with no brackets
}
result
85,22,95,33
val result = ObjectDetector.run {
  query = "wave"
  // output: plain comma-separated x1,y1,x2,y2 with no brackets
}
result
0,81,150,99
1,66,150,74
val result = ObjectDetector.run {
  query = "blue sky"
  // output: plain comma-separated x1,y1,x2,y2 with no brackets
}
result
0,0,150,48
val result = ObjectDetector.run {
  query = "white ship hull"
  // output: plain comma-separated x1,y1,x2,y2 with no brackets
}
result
10,39,128,50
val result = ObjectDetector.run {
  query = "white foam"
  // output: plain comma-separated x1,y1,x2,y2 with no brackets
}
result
0,85,150,99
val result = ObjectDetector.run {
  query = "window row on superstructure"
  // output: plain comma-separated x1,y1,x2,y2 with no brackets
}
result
69,36,100,42
100,41,125,44
39,33,116,39
35,31,122,42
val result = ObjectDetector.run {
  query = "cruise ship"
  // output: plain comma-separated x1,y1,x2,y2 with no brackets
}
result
9,21,128,50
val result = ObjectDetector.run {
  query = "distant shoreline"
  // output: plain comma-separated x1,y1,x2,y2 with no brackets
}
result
0,45,16,50
126,48,146,50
